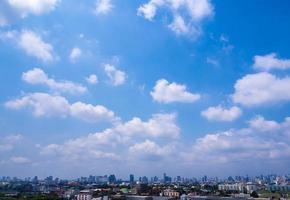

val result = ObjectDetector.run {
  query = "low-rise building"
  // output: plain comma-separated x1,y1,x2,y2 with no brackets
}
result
218,183,243,192
245,183,257,193
77,190,93,200
218,182,258,194
163,189,180,198
267,184,290,192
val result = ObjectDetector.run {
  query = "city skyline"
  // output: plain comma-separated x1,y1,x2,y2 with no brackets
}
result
1,172,289,183
1,172,289,199
0,0,290,178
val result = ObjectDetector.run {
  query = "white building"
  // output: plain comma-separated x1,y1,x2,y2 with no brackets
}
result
245,183,257,193
77,190,92,200
218,182,257,193
218,183,244,192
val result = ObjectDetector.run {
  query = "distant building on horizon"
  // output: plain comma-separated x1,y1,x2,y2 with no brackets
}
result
130,174,134,183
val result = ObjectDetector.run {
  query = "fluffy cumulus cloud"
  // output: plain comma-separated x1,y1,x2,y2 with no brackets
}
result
129,140,175,160
253,53,290,71
0,30,55,62
22,68,87,94
5,93,71,117
232,72,290,106
201,105,242,122
137,0,214,37
114,113,180,138
19,31,55,62
86,74,98,85
40,113,180,161
248,115,281,132
104,64,126,86
0,0,60,26
69,47,82,62
94,0,113,15
5,92,119,123
151,79,200,103
40,113,290,166
70,102,119,123
0,135,23,152
184,116,290,164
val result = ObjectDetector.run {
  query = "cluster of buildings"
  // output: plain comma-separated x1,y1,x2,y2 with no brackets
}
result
0,173,289,199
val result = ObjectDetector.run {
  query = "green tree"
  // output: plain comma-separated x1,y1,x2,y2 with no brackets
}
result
250,191,259,198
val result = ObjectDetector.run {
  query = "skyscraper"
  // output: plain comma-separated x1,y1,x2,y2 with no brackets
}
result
130,174,134,183
108,174,116,183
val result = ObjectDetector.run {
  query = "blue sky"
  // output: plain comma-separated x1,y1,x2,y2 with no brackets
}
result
0,0,290,179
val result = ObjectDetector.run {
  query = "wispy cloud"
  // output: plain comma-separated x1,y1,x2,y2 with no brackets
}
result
138,0,214,38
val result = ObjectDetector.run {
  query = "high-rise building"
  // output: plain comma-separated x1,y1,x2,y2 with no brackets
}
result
202,175,208,183
141,176,148,183
130,174,134,183
32,176,38,183
88,175,95,183
108,174,116,183
153,176,158,183
163,173,171,183
163,173,166,182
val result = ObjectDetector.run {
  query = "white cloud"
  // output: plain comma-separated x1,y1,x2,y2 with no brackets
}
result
186,0,213,21
5,93,118,123
104,64,126,86
0,30,55,62
232,72,290,106
253,53,290,71
191,131,290,162
138,0,213,37
70,102,119,123
22,68,87,95
0,0,60,27
114,113,180,138
69,47,82,62
185,116,290,163
41,113,180,161
10,156,30,164
40,113,290,165
137,0,159,21
86,74,98,85
34,112,290,169
248,115,281,132
169,14,198,35
8,0,60,17
19,30,54,62
151,79,200,103
0,134,23,152
201,105,242,122
129,140,174,160
5,93,70,117
94,0,113,15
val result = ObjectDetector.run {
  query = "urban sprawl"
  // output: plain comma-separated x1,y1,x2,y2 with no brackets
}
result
0,173,290,200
